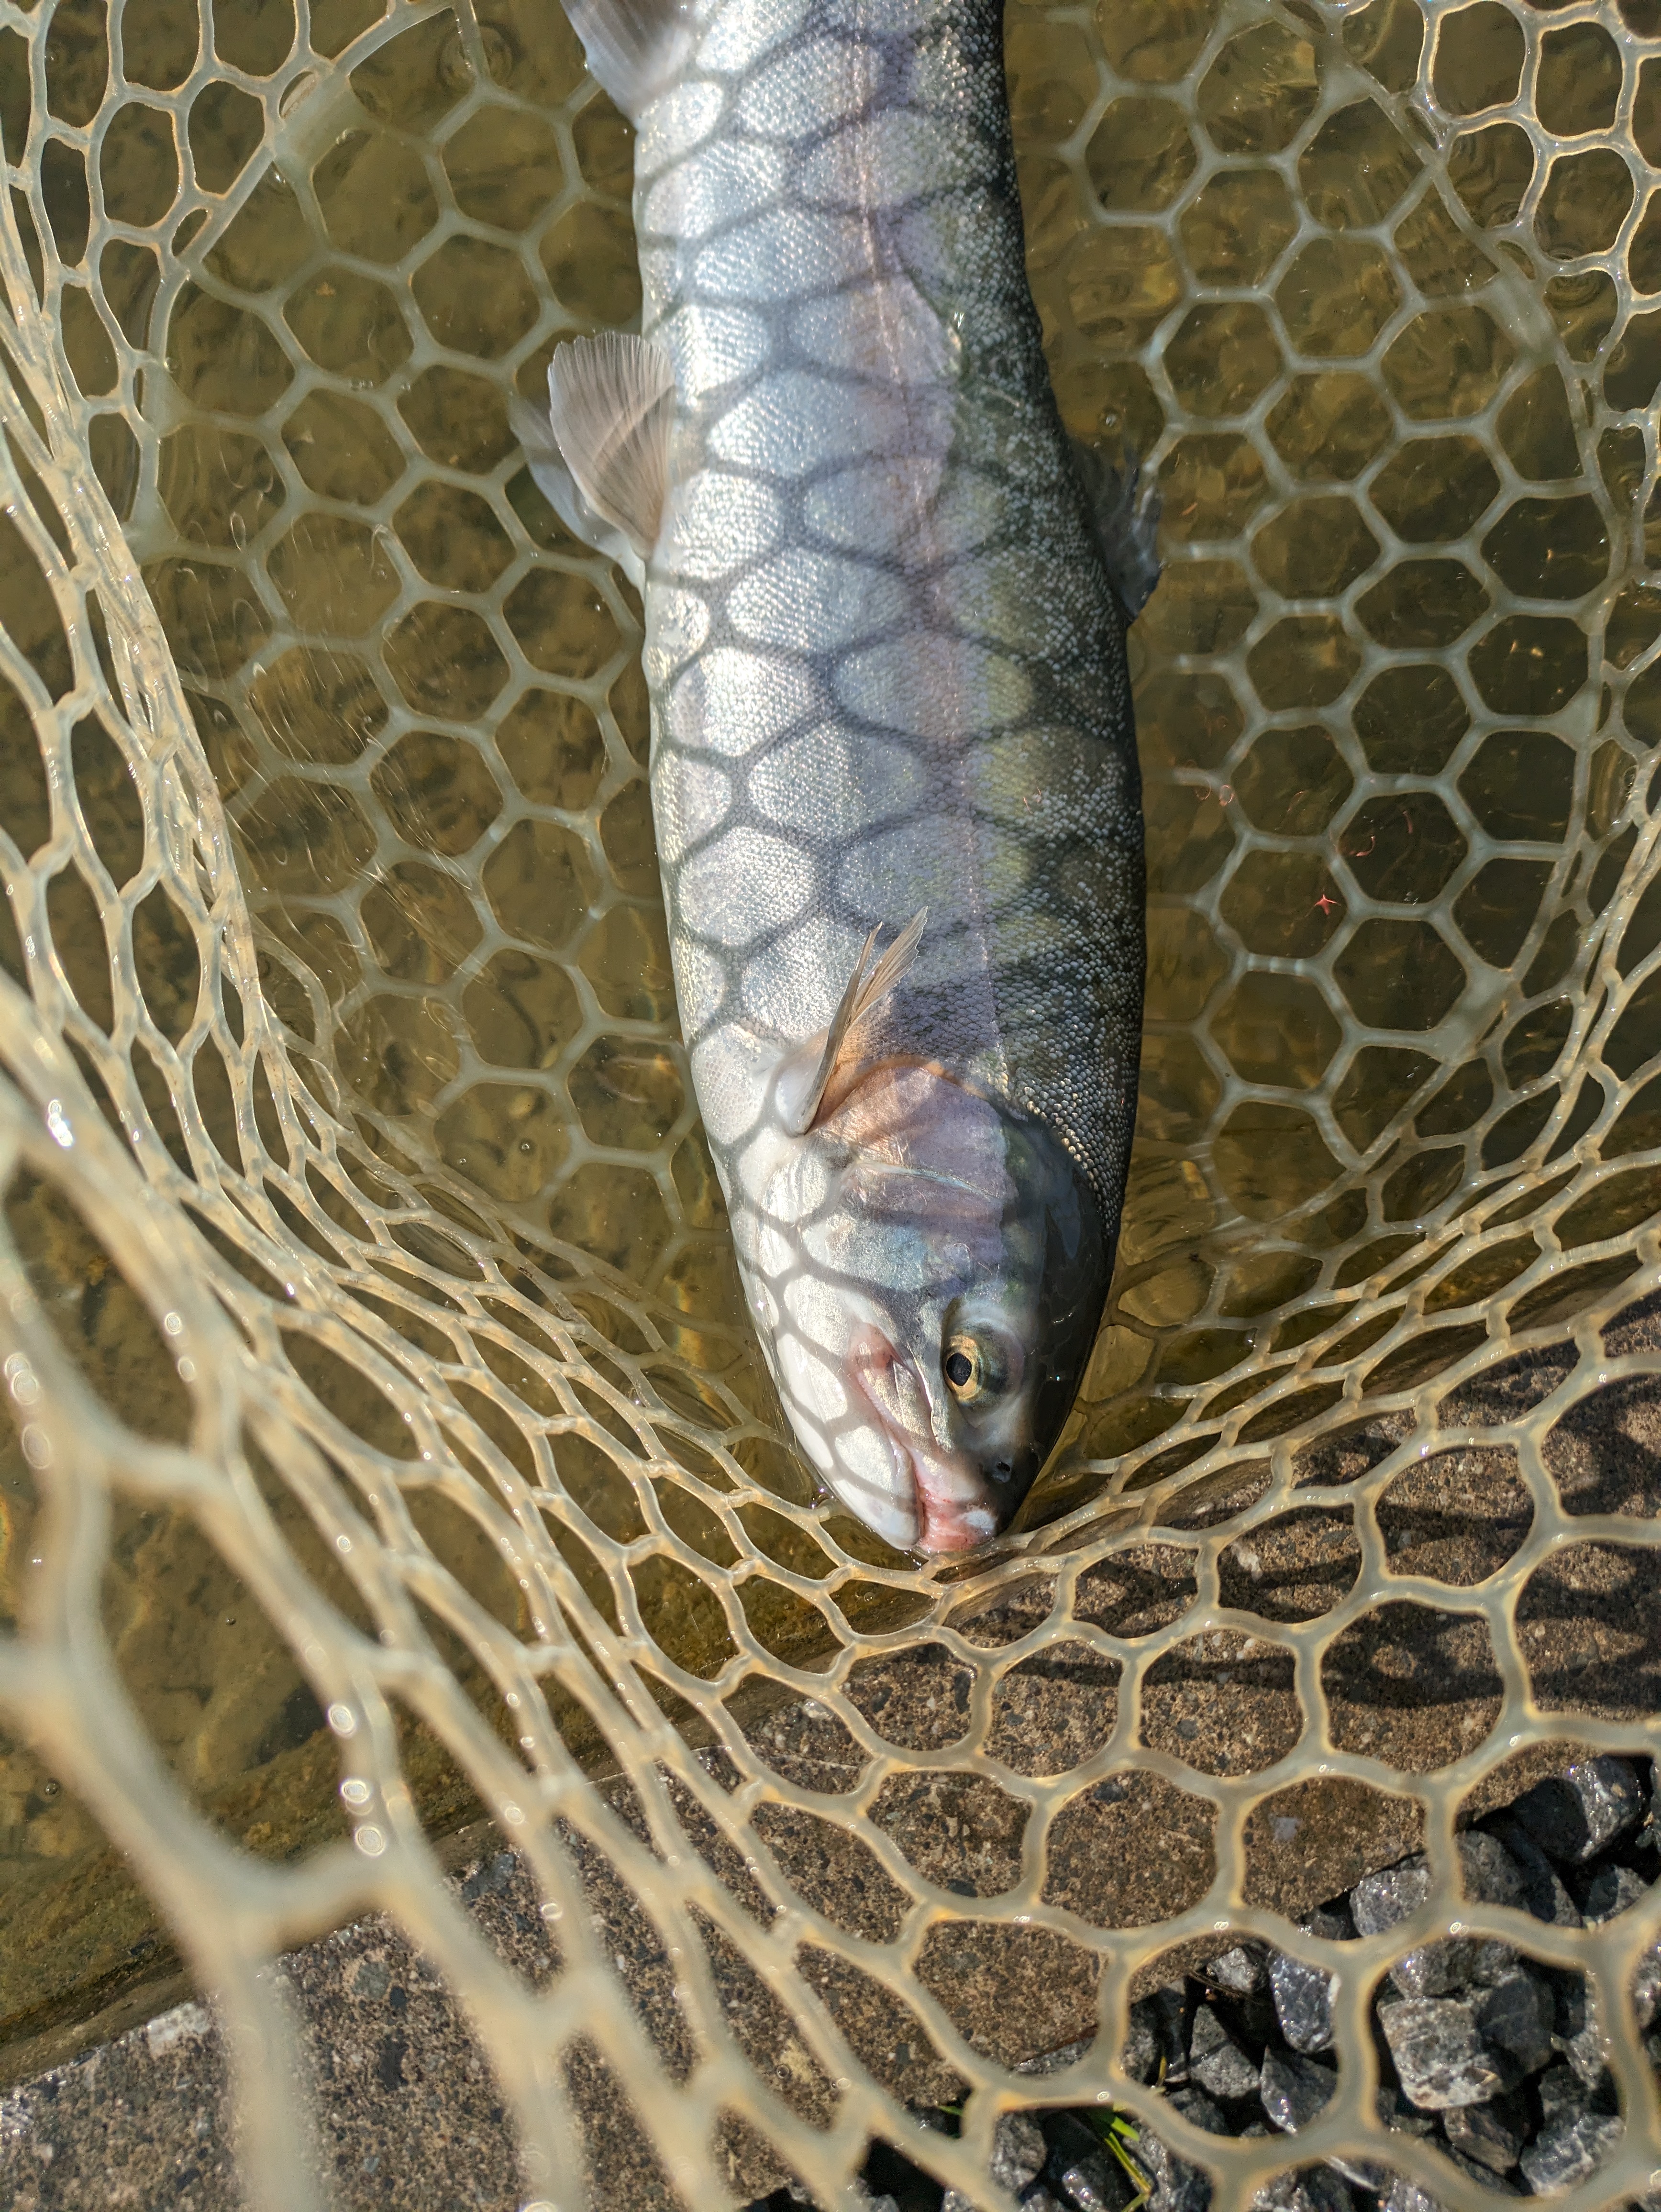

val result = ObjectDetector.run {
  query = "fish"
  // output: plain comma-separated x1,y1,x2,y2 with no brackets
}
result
524,0,1157,1553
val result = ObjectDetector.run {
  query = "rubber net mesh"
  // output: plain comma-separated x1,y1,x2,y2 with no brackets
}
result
0,0,1659,2203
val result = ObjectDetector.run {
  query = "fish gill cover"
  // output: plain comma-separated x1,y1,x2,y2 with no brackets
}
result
0,0,1655,2205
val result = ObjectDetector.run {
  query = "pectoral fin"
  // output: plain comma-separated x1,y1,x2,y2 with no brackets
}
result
545,332,676,564
510,393,644,588
563,0,692,119
774,909,928,1138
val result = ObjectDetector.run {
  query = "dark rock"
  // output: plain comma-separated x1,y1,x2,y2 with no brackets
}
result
1389,1939,1515,2002
1472,1970,1554,2075
1138,2092,1223,2212
1167,2086,1228,2137
1269,1952,1336,2056
1377,2180,1445,2212
1517,2107,1623,2193
1442,2093,1522,2175
1508,1758,1644,1864
1122,2002,1160,2085
1389,1836,1525,1997
1188,2004,1260,2103
1377,1998,1510,2109
1041,2112,1133,2212
1546,1970,1611,2090
1377,2086,1436,2141
1136,2129,1209,2212
1440,2143,1522,2194
1352,1859,1431,1938
1636,1936,1661,2029
1204,1944,1268,1997
1250,2166,1353,2211
1260,2048,1337,2135
1535,2060,1587,2124
1582,1862,1648,1923
1485,1815,1581,1928
1131,1986,1191,2088
1458,1831,1529,1910
1303,1901,1357,1943
992,2112,1047,2193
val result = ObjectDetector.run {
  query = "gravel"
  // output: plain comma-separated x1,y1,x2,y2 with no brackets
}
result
752,1754,1657,2212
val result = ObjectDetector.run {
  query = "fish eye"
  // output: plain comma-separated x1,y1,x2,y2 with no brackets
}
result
943,1332,1006,1403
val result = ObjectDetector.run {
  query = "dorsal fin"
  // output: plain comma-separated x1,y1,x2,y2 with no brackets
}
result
563,0,692,119
775,909,928,1138
544,332,676,565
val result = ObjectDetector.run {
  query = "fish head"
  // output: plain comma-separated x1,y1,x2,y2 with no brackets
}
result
747,1062,1108,1554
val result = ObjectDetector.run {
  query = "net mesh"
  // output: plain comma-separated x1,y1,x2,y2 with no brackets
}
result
0,0,1658,2202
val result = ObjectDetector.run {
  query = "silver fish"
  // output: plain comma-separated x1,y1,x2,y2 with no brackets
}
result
527,0,1156,1553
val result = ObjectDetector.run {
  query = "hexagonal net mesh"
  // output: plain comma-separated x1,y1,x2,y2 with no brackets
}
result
0,0,1659,2202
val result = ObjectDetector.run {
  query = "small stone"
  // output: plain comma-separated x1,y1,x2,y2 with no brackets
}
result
1635,1936,1661,2028
1459,1831,1528,1910
1378,2085,1437,2141
1582,1862,1648,1923
1260,2048,1337,2135
1122,2002,1161,2085
1137,2118,1212,2212
1204,1943,1269,1997
1134,1985,1191,2087
1509,1758,1643,1864
1251,2167,1354,2211
1269,1953,1336,2056
1486,1815,1581,1928
1378,1997,1509,2109
1391,1836,1526,1997
1517,2107,1623,2193
1389,1937,1515,2002
1535,2059,1586,2124
1472,1969,1554,2075
1440,2143,1522,2194
992,2112,1047,2193
1442,2094,1522,2175
1303,1900,1357,1943
1042,2112,1132,2212
1189,2003,1260,2102
1352,1858,1431,1936
1546,1968,1611,2090
1168,2085,1228,2136
1378,2180,1445,2212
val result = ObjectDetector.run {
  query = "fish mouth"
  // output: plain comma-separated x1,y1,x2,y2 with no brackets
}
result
845,1333,995,1556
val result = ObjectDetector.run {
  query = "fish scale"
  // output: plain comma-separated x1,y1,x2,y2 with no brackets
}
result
551,0,1150,1548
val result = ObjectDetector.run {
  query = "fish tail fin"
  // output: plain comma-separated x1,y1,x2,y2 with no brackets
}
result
543,331,676,567
776,909,928,1138
563,0,692,118
1070,435,1162,621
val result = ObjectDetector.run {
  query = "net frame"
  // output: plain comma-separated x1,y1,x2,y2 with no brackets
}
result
0,0,1655,2207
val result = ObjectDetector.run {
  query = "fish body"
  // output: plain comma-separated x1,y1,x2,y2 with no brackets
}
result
540,0,1153,1550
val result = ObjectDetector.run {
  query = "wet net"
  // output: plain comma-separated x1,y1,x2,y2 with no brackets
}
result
0,0,1659,2203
